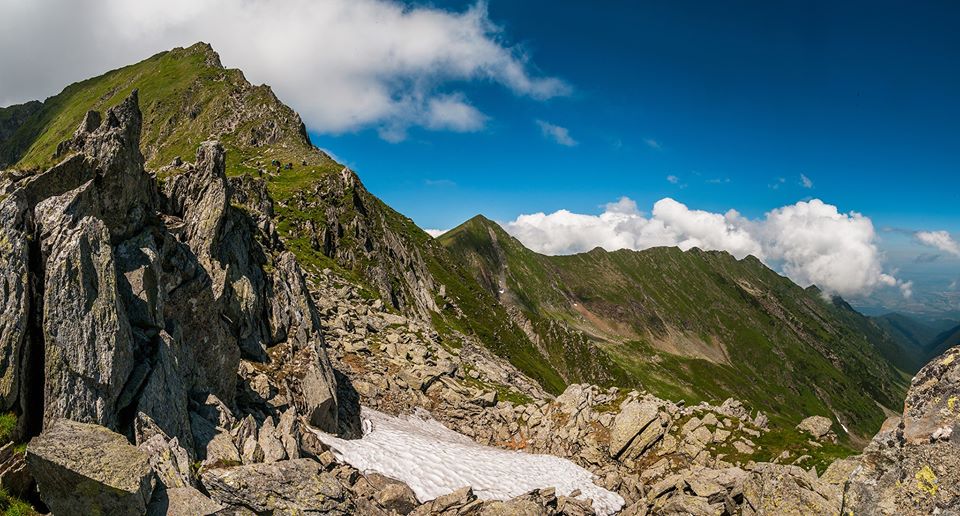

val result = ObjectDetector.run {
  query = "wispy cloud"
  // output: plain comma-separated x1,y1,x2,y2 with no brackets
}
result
768,177,786,190
424,179,456,187
666,175,680,184
706,178,731,184
644,138,662,150
0,0,570,142
916,230,960,257
535,120,578,146
800,173,814,189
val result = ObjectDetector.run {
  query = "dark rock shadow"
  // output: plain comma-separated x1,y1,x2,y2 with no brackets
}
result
334,369,362,439
145,486,170,516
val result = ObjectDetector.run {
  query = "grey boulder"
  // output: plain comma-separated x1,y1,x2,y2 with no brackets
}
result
26,419,155,516
796,415,833,439
200,458,351,514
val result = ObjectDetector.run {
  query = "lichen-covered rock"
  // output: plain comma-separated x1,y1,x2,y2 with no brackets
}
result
26,419,155,516
0,194,31,418
0,442,32,498
29,92,156,430
741,463,839,515
200,458,352,514
38,209,135,429
365,472,419,515
844,345,960,515
410,486,477,515
138,433,192,490
270,253,338,432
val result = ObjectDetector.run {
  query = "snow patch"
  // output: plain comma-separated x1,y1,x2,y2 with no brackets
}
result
312,407,624,515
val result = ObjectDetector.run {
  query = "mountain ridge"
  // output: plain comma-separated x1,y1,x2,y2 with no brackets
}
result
439,214,910,439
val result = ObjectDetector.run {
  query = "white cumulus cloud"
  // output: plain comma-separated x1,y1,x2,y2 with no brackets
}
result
915,230,960,257
424,229,448,238
501,197,906,298
535,120,578,146
0,0,568,141
758,200,901,298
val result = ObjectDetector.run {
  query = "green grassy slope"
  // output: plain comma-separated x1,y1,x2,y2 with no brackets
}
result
440,215,910,440
1,43,322,177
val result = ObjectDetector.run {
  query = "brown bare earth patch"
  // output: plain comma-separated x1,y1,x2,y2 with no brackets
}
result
649,328,732,366
570,302,638,340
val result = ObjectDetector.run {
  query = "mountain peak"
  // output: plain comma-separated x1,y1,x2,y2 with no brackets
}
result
178,41,223,68
466,213,497,226
2,43,324,176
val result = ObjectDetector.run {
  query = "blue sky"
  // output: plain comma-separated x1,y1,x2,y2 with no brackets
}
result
312,1,958,230
307,0,959,314
1,0,957,314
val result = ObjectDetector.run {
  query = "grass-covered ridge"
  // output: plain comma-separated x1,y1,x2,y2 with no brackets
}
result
1,43,326,177
440,215,910,442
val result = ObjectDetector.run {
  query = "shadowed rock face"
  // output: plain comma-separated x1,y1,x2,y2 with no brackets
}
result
0,91,338,454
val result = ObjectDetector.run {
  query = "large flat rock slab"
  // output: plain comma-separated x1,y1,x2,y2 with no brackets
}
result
26,419,155,516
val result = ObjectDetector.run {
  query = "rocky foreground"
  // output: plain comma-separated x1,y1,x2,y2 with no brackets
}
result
0,93,956,515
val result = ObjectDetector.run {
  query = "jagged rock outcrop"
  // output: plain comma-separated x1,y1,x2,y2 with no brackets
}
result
0,189,31,424
844,345,960,514
0,91,338,462
26,419,155,516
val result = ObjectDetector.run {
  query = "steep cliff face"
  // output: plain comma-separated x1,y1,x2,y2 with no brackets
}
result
0,91,338,456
